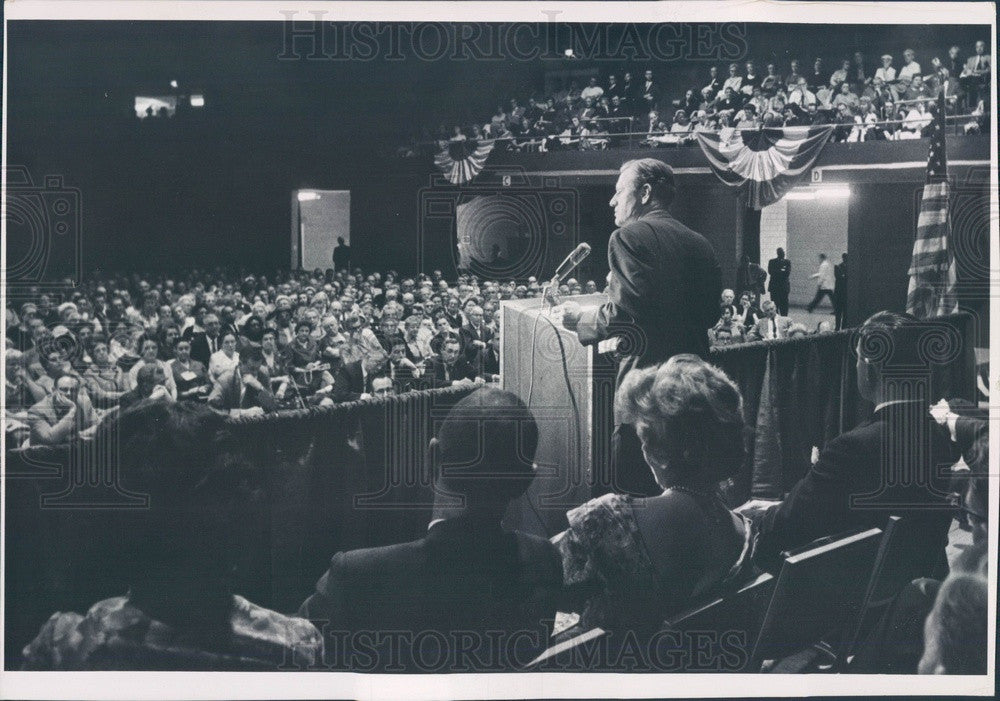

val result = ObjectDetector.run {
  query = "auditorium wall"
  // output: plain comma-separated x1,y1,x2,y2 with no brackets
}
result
846,179,990,346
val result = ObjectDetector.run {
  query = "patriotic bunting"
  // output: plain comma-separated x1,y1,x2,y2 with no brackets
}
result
695,125,836,209
434,139,494,185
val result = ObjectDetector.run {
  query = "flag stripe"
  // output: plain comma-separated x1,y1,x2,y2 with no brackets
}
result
907,90,957,318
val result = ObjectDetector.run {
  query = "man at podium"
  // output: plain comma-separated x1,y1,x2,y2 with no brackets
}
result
560,158,722,496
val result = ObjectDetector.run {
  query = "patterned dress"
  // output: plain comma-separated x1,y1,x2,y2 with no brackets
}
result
553,491,755,634
22,594,323,670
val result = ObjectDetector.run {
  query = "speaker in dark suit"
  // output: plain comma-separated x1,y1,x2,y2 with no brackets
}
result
561,159,722,496
298,388,562,671
749,311,959,575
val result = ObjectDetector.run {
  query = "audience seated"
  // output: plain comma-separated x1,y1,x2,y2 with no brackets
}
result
21,400,323,669
297,387,562,671
551,355,755,637
746,300,792,341
27,374,97,445
397,39,989,155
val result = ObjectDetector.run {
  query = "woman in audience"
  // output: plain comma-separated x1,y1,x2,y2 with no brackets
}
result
169,338,211,401
21,400,322,669
208,332,241,385
551,355,754,635
83,340,127,407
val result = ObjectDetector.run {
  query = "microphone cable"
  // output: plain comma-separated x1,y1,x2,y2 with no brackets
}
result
521,288,584,538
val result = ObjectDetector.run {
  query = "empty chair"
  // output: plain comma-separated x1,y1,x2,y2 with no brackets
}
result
658,572,776,673
836,515,940,669
750,527,882,671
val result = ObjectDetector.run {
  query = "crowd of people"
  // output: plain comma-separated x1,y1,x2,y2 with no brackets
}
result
4,266,602,448
14,313,988,674
709,251,848,347
400,41,991,156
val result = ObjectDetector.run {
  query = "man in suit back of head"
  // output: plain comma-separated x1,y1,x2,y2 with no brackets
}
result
298,387,562,671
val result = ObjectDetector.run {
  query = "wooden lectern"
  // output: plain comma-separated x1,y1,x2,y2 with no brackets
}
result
499,294,617,538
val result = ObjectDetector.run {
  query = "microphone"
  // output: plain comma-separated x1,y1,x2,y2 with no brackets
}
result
552,243,591,284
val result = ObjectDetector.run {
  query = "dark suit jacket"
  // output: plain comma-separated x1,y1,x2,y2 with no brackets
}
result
754,401,958,574
298,516,562,671
572,209,721,422
767,257,791,293
332,360,370,402
424,356,477,388
834,261,847,297
475,347,500,380
185,332,220,368
459,324,493,363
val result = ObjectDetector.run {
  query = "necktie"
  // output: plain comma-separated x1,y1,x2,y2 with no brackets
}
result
772,319,777,338
444,365,450,382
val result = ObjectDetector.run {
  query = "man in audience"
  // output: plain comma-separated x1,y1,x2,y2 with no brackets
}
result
186,312,222,367
27,374,97,445
459,305,492,364
747,300,792,341
298,387,561,671
808,57,828,92
639,68,659,115
829,58,851,89
370,374,395,398
898,49,922,85
331,350,387,402
425,336,481,389
959,40,990,110
743,311,959,574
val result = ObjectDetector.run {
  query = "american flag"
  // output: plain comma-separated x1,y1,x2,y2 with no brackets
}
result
906,91,958,318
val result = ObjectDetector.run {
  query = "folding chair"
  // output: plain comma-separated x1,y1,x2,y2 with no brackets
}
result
749,527,883,672
658,572,776,673
834,515,937,669
522,627,607,671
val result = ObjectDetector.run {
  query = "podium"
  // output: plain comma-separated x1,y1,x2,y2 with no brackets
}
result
499,294,616,537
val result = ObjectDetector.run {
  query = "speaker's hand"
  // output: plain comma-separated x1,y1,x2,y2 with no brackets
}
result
561,301,582,332
542,284,562,308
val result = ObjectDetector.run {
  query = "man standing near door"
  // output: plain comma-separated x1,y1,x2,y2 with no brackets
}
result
767,247,792,316
332,236,351,272
834,252,848,329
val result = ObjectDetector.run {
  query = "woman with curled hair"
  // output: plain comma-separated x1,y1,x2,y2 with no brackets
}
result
552,355,754,634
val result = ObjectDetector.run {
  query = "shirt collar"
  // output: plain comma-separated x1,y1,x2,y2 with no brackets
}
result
874,399,918,413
